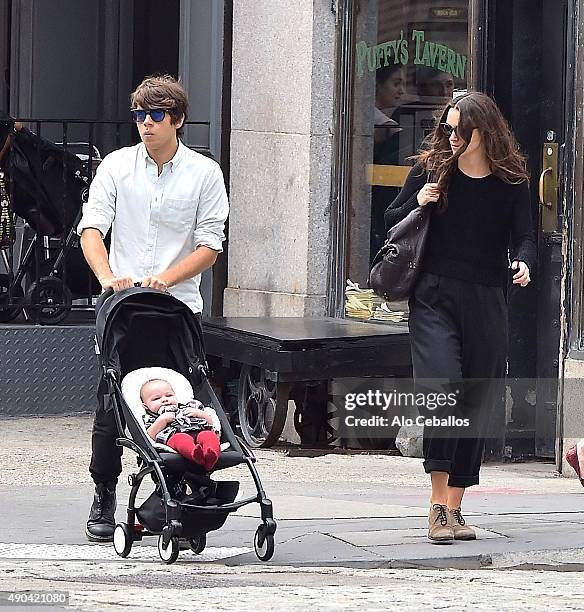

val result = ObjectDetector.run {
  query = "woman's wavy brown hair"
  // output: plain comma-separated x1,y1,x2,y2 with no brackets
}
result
414,92,529,210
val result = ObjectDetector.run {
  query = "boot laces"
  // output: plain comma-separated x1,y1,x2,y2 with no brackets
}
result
432,504,448,526
95,484,114,514
452,508,466,526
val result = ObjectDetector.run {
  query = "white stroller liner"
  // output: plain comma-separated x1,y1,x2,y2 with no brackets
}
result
121,366,229,454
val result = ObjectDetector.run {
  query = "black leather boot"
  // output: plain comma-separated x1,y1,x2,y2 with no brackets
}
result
85,482,117,542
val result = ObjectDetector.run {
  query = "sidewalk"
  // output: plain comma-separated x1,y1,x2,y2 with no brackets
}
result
1,414,583,571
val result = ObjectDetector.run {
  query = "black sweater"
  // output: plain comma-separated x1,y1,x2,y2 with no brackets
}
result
383,164,537,287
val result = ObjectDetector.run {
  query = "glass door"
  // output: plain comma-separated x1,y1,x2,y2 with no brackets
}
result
342,0,471,324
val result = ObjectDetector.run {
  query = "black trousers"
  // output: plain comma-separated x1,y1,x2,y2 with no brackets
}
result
88,291,200,485
408,273,507,488
90,289,121,485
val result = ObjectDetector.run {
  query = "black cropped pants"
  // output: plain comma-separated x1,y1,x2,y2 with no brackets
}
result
408,272,507,488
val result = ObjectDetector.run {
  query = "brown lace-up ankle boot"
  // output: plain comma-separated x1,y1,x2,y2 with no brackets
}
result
428,503,454,544
449,507,477,540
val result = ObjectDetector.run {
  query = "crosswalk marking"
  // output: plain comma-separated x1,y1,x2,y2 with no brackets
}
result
0,542,251,562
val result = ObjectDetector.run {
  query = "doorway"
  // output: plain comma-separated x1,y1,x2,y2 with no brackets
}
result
132,0,180,89
487,0,568,458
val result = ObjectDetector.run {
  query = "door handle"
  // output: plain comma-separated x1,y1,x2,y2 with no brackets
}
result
539,143,559,233
538,167,553,207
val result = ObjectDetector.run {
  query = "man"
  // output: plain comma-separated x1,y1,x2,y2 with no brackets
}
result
416,67,455,106
78,74,229,541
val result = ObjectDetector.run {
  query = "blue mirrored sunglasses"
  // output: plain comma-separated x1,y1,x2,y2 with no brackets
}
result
130,108,172,123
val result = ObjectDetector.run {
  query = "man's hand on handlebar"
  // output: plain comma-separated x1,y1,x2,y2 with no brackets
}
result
99,276,134,292
99,275,169,293
141,275,168,292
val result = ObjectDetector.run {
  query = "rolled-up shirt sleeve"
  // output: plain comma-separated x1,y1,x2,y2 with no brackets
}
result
192,163,229,252
76,154,117,238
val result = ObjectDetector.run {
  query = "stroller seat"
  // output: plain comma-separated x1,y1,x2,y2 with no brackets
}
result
121,366,244,472
97,288,275,563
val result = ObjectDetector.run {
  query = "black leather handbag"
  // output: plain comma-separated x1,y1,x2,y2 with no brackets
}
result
369,202,431,302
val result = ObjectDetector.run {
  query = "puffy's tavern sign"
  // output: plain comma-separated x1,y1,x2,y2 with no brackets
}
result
356,29,467,79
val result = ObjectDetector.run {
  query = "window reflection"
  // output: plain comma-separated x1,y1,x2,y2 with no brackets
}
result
345,0,469,323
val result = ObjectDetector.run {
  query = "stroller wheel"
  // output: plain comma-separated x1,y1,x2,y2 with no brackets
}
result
254,525,275,562
113,523,132,558
188,533,207,554
158,534,180,564
24,276,71,325
0,274,23,323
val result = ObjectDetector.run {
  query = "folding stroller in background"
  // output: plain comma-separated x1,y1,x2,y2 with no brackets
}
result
0,123,101,324
95,286,277,564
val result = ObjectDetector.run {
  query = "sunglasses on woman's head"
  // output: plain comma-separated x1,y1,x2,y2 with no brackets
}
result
130,108,173,123
439,122,461,138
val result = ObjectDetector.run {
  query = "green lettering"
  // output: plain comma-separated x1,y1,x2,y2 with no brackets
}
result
446,48,457,76
421,41,431,66
456,53,467,79
356,41,368,76
375,44,384,69
382,42,392,67
412,30,425,64
388,39,398,63
367,44,376,72
428,42,439,67
399,32,409,65
437,45,447,71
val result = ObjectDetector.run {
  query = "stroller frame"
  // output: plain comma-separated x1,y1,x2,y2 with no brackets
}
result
96,288,277,564
0,125,97,324
0,209,85,324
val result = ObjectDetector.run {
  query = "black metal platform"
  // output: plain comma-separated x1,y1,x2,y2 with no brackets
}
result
202,317,411,381
202,317,412,448
1,317,412,447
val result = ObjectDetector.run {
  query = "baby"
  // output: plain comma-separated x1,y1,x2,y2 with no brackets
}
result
140,378,221,471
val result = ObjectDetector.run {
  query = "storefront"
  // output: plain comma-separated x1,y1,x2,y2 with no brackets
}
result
1,1,581,464
326,0,578,463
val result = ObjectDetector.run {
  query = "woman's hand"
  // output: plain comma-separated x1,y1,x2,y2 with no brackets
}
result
417,183,440,206
511,261,530,287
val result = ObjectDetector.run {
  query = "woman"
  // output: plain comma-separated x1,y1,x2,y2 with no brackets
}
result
375,64,406,138
371,65,406,262
384,92,535,544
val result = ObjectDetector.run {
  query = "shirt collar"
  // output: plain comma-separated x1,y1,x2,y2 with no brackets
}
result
139,139,185,172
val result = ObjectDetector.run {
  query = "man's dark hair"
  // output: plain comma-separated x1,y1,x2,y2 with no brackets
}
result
130,74,188,133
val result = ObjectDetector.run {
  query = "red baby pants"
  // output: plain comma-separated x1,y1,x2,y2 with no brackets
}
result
166,430,221,471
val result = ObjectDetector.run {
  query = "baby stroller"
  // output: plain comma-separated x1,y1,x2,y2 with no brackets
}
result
0,122,100,324
95,286,276,564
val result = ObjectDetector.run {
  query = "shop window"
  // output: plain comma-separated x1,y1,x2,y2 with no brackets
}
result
344,1,470,323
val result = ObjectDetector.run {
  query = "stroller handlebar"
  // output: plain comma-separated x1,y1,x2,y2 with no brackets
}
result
100,281,147,300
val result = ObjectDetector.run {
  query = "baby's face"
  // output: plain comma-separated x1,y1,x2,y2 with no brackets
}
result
141,380,178,413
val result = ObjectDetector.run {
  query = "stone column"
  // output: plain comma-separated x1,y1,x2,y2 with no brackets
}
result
224,0,335,316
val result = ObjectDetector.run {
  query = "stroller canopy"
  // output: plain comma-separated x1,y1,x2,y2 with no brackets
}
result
96,288,206,381
3,128,89,236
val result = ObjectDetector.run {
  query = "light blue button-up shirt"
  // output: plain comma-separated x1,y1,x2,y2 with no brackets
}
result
77,141,229,313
